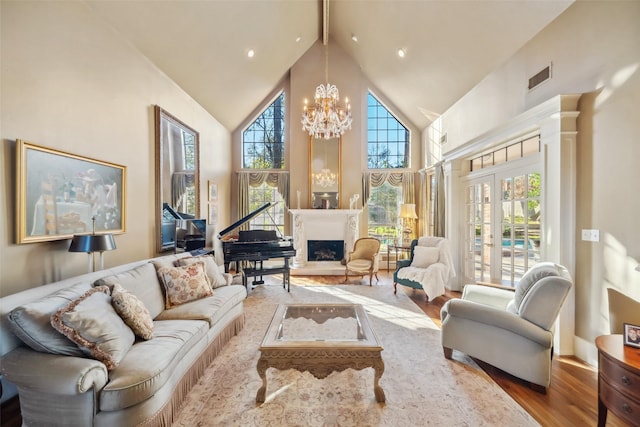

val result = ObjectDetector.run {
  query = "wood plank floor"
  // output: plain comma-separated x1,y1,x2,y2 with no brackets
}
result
1,270,628,427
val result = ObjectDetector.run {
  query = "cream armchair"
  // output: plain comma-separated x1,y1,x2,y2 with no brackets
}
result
440,262,573,393
344,237,381,286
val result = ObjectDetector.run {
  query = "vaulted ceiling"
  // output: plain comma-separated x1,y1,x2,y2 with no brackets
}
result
88,0,574,132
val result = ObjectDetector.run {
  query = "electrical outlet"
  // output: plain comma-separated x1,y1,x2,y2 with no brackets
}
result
581,229,600,242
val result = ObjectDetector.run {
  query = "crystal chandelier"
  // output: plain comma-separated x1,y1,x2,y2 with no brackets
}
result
313,168,337,188
301,0,352,140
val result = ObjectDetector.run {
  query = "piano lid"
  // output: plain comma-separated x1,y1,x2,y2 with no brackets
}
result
217,202,273,240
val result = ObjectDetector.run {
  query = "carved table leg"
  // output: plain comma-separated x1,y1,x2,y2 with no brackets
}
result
256,357,269,403
373,358,386,403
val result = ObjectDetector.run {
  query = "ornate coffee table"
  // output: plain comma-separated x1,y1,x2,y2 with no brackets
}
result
256,303,385,403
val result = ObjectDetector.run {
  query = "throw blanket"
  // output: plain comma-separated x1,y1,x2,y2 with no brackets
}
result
396,237,456,300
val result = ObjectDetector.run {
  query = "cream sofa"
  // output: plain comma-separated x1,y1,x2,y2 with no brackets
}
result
0,253,247,426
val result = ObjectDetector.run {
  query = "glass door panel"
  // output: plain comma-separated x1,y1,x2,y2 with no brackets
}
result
464,179,493,283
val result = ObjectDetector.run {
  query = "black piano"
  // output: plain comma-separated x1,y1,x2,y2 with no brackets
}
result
217,203,296,291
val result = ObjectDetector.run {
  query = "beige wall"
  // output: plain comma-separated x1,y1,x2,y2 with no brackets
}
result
0,1,231,296
427,1,640,349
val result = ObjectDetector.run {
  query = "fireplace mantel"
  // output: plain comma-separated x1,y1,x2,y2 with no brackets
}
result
289,209,362,275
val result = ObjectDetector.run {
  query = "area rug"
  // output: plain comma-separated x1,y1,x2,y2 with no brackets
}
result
172,282,539,426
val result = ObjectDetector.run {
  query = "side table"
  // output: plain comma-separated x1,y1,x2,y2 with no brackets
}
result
596,334,640,426
387,242,412,271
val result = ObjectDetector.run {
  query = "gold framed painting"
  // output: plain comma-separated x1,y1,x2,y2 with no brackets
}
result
16,139,127,244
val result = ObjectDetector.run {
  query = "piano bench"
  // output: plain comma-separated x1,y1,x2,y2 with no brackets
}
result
241,266,291,292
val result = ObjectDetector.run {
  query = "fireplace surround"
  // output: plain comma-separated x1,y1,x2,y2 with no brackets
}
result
289,209,361,275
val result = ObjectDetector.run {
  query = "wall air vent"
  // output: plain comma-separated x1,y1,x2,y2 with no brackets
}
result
440,133,447,145
528,63,552,90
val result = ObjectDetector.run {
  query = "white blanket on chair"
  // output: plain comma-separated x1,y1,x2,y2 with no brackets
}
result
396,237,456,301
397,263,449,301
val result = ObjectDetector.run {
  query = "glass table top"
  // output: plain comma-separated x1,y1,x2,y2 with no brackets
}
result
261,304,381,348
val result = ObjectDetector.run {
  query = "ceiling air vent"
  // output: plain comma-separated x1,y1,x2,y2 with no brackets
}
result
528,63,552,90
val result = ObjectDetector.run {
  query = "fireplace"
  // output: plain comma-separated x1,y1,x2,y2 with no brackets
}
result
307,240,344,262
289,208,362,275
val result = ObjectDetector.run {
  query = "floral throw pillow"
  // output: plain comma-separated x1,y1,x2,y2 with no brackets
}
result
157,261,213,308
175,255,228,289
111,283,154,340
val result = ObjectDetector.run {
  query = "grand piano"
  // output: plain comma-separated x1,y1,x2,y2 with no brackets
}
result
217,202,296,291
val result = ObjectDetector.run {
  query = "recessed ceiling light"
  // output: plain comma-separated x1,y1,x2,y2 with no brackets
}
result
397,48,405,58
351,34,358,43
295,36,302,43
247,49,255,58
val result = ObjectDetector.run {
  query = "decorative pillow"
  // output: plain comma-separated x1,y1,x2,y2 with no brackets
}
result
157,261,213,308
51,286,135,370
8,282,91,356
94,262,165,319
175,255,228,289
111,283,154,340
410,246,440,268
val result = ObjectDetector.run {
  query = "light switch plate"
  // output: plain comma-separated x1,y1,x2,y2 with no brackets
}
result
581,229,600,242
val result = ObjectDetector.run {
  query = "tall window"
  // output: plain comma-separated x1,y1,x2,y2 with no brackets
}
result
367,182,402,249
243,92,285,169
241,92,287,236
366,92,410,249
248,182,285,235
367,92,409,168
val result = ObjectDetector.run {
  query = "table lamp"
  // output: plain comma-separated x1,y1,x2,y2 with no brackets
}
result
69,216,116,273
399,203,418,243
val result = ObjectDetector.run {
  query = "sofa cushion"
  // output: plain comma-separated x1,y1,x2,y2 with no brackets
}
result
7,282,91,356
175,255,227,288
99,319,208,411
111,284,154,340
94,263,165,319
411,246,440,268
157,262,212,308
155,285,247,327
50,286,135,370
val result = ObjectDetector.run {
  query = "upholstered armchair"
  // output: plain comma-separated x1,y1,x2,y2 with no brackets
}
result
344,237,381,286
440,262,573,393
393,237,455,301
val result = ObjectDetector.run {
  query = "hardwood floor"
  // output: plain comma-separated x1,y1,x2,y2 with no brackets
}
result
1,270,628,426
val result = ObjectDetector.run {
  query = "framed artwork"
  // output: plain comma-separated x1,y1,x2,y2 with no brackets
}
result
16,139,127,244
208,181,218,202
623,323,640,348
208,204,218,226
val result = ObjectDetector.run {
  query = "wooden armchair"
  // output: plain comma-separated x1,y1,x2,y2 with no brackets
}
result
344,237,381,286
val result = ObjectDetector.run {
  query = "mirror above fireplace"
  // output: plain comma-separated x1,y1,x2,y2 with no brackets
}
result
309,136,341,209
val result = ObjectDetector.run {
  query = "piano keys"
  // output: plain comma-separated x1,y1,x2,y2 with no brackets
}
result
217,203,296,290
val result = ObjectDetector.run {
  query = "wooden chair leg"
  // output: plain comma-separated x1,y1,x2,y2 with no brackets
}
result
443,347,453,359
369,272,373,286
393,282,397,294
529,383,547,394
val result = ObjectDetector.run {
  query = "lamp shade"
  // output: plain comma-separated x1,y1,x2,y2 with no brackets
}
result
400,203,418,219
69,234,116,253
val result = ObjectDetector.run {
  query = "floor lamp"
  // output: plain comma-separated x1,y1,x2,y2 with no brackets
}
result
69,217,117,273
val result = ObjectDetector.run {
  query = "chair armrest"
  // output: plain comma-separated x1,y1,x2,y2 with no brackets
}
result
461,284,515,310
1,347,108,394
443,299,551,347
372,252,380,271
395,259,411,270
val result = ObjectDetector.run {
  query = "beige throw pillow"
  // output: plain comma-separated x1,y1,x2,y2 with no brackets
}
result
410,246,440,268
50,286,135,370
175,255,228,289
111,283,154,340
157,261,213,308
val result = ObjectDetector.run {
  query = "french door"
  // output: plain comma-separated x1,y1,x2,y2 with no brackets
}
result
464,165,542,286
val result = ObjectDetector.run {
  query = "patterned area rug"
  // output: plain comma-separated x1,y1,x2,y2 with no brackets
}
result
172,282,539,426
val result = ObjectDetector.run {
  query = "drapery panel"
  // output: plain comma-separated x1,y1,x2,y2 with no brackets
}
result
171,171,195,211
362,171,415,205
237,171,290,231
433,162,446,237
